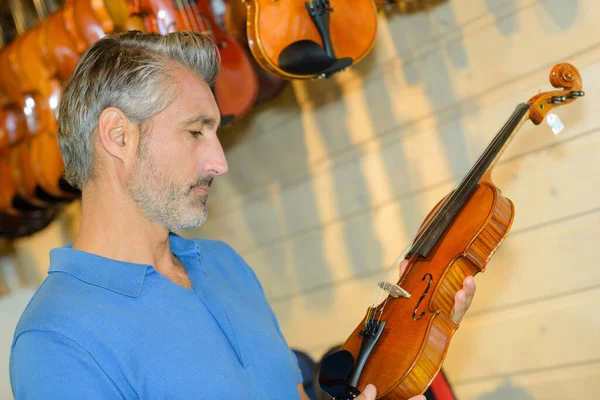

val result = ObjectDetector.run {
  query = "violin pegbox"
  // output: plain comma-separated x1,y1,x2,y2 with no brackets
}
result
526,63,585,126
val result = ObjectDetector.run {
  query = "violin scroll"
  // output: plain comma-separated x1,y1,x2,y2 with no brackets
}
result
527,63,584,125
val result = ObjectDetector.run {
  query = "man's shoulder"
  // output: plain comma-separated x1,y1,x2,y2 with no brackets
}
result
12,271,118,347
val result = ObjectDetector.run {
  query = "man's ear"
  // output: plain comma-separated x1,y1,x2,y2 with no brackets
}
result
97,107,138,164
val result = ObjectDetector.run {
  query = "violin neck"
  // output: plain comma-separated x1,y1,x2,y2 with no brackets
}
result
407,103,531,259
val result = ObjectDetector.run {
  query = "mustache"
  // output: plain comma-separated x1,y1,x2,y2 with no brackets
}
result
191,177,213,188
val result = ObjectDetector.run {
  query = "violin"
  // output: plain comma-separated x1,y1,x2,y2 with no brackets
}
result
128,0,259,122
244,0,378,80
222,0,287,104
42,5,84,83
12,16,79,200
62,0,90,54
318,63,585,399
0,39,50,208
0,107,22,216
73,0,116,45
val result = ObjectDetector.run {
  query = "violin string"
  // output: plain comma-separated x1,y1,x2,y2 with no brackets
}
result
412,106,527,253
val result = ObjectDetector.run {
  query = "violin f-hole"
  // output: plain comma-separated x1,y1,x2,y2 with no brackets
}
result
412,273,433,321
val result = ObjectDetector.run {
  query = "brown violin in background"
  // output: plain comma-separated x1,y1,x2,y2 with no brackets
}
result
72,0,146,46
245,0,378,80
17,23,79,200
222,0,287,104
0,37,51,208
0,106,22,216
318,63,585,399
129,0,259,123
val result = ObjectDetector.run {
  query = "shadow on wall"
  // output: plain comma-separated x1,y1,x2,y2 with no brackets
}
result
540,0,580,29
475,379,534,400
485,0,519,35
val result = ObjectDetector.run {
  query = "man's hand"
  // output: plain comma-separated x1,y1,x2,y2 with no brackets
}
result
398,259,476,324
356,383,425,400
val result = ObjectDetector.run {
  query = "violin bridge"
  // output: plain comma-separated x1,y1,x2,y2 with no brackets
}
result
378,281,411,298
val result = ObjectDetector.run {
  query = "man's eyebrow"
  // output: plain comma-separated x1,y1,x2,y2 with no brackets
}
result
178,114,221,130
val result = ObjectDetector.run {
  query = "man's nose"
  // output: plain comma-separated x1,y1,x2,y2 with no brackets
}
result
204,137,228,177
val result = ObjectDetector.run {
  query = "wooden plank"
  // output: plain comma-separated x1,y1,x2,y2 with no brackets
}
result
204,0,599,212
443,288,600,382
271,210,600,362
453,361,600,399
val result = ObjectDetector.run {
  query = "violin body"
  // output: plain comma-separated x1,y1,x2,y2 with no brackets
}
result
63,0,91,54
320,63,585,399
245,0,378,80
43,7,83,82
223,0,287,103
16,25,76,199
340,183,513,398
130,0,259,122
73,0,115,45
0,109,21,215
0,40,49,208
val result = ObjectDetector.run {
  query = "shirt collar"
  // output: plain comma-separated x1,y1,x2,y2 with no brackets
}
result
48,232,199,297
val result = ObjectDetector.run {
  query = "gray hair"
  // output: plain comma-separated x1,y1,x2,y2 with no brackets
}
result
57,30,220,190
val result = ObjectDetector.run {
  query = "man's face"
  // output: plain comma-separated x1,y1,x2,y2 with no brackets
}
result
126,68,228,232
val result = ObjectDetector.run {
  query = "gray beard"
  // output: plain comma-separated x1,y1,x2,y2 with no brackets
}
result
127,146,209,232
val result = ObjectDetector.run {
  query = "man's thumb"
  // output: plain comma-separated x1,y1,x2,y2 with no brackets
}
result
356,384,377,400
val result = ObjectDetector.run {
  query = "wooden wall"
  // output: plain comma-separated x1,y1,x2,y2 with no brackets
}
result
1,0,599,398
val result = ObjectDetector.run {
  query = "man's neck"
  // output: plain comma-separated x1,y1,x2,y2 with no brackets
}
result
72,181,180,278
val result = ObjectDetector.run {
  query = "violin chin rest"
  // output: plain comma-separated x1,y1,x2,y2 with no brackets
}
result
319,349,355,386
278,39,352,77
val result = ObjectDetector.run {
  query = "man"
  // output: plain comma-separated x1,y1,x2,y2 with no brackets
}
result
9,31,475,399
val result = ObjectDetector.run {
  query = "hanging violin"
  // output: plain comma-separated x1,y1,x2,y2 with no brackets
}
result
0,38,50,208
18,23,79,200
221,0,287,104
128,0,259,123
318,63,585,399
244,0,378,80
0,107,22,216
72,0,145,45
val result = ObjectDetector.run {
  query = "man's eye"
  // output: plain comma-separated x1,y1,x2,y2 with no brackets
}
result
189,130,203,137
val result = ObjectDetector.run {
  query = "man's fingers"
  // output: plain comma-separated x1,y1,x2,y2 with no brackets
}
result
452,276,476,323
463,275,476,309
356,384,377,400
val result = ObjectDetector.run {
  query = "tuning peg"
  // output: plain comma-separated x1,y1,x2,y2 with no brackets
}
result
567,90,585,99
549,95,567,104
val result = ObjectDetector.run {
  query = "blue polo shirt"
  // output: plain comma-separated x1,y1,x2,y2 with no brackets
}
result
10,234,302,399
